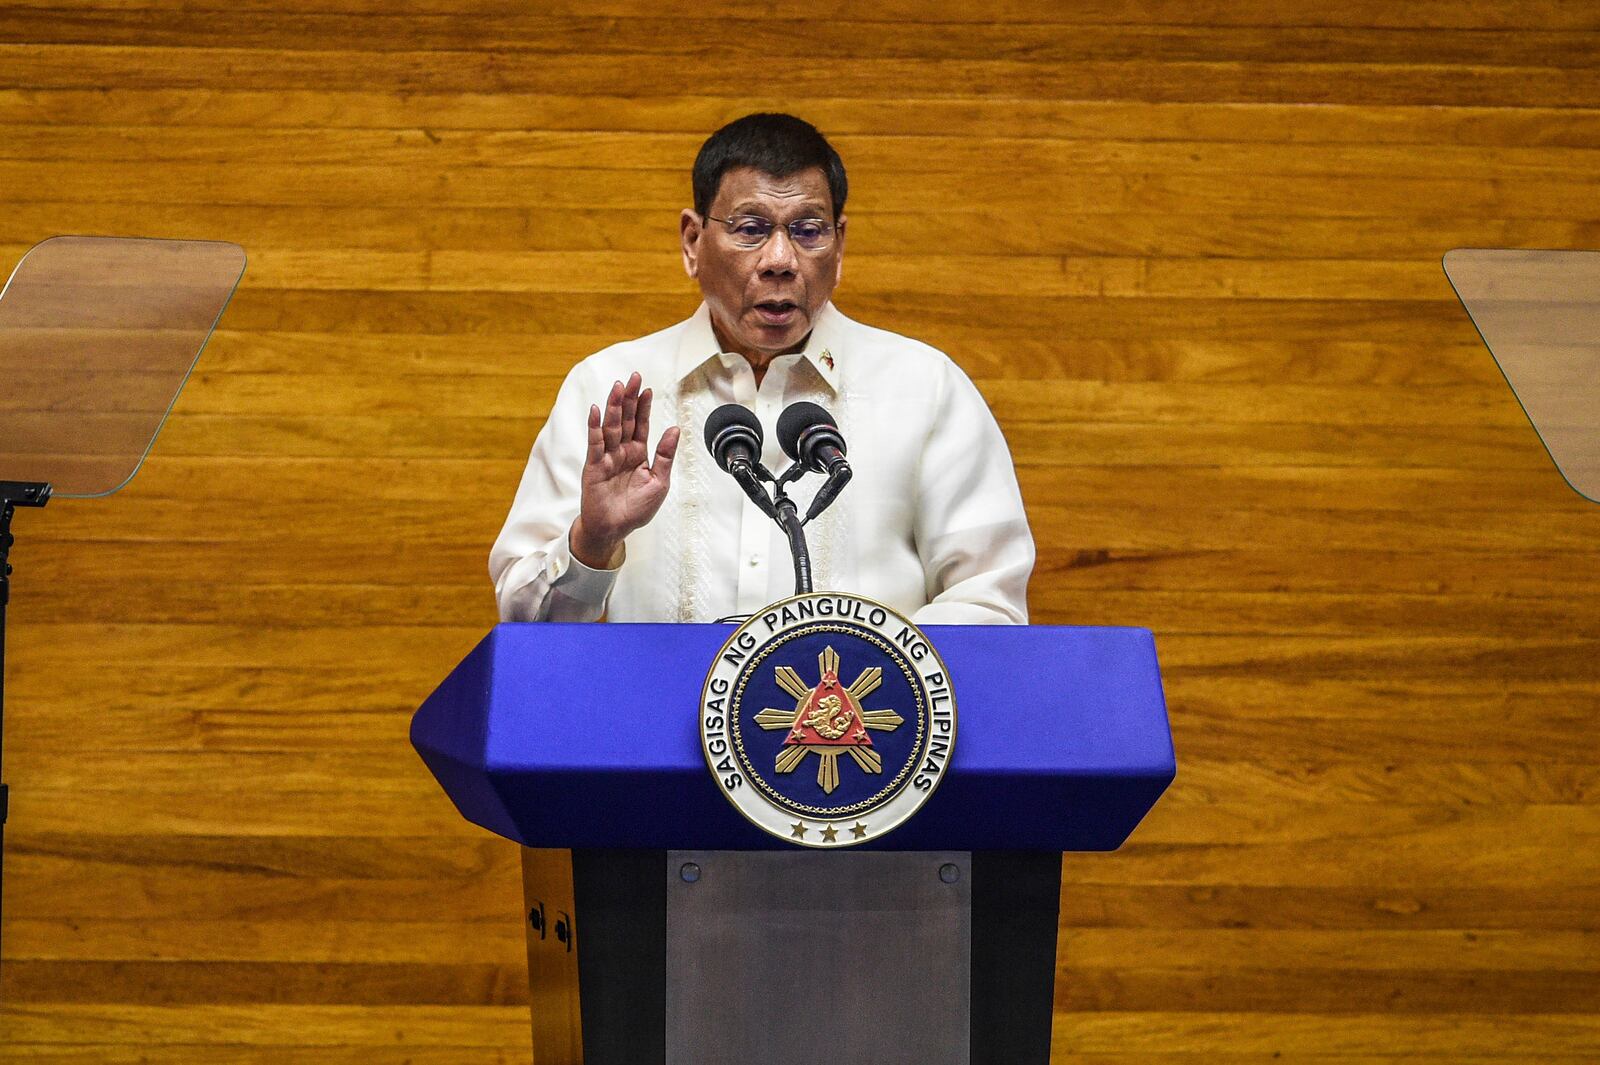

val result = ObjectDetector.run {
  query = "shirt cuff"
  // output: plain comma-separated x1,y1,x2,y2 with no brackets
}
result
547,529,624,611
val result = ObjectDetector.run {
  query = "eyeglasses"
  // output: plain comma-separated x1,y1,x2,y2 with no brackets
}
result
703,214,839,251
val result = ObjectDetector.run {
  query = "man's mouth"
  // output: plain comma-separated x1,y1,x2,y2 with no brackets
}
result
754,300,799,325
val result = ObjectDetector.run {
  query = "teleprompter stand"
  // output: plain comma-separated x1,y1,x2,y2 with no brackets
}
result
0,236,245,964
413,622,1174,1063
0,480,49,939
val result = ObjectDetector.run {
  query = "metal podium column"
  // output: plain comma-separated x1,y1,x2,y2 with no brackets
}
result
521,848,1063,1065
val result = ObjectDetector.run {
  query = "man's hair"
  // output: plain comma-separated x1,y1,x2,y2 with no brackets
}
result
692,113,848,221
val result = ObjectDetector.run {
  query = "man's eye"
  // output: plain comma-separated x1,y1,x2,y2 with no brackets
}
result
732,220,771,239
791,222,826,242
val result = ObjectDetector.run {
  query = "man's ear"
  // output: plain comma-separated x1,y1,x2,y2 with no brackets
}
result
680,209,703,279
833,214,847,287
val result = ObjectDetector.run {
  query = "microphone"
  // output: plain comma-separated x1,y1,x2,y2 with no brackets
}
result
705,403,762,474
703,403,778,520
777,401,848,474
777,401,852,523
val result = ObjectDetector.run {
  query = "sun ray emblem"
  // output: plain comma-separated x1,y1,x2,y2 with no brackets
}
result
752,646,905,793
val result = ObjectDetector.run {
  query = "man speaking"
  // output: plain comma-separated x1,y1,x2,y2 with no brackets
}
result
491,113,1034,624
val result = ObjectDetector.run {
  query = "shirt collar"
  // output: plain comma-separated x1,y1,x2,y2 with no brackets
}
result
673,302,843,393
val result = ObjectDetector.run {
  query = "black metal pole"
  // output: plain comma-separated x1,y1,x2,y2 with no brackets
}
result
0,480,51,969
772,493,813,596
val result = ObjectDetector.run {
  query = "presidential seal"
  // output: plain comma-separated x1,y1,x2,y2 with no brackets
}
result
700,592,956,848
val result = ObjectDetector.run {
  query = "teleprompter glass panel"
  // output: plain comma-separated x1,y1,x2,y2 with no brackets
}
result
0,236,246,498
1444,248,1600,504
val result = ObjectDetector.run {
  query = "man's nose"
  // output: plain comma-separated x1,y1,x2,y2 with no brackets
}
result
757,228,799,275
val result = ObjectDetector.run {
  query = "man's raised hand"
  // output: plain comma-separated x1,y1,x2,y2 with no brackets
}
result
569,372,681,569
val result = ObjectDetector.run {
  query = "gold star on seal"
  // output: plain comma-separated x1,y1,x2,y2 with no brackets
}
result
820,824,838,843
850,822,868,839
790,822,807,839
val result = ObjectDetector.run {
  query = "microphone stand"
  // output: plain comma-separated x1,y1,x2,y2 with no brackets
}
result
736,457,846,599
765,465,813,595
0,480,50,963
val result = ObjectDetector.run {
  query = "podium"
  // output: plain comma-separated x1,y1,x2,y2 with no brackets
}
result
413,622,1173,1064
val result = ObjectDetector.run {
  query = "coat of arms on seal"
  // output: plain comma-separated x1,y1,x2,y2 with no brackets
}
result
700,592,956,848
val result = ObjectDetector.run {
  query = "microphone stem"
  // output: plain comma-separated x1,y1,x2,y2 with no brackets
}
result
774,494,813,595
731,463,780,521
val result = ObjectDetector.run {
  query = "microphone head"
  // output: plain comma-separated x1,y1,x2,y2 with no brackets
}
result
777,401,845,471
704,403,763,472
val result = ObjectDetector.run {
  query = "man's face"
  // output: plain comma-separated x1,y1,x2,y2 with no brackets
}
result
680,165,845,361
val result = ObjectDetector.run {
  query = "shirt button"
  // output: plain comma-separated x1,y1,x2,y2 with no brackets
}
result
747,556,760,567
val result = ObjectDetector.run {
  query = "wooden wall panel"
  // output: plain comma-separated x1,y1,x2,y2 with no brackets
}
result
2,3,1598,1061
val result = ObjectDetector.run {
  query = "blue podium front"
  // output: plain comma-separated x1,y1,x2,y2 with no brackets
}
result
413,622,1173,850
412,622,1174,1065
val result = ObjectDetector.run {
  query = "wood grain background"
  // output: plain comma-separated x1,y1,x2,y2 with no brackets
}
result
3,1,1600,1060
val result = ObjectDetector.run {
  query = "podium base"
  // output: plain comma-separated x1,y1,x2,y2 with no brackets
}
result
521,848,1061,1065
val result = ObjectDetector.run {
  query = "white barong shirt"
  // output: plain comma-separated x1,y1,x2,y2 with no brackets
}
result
491,302,1033,624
